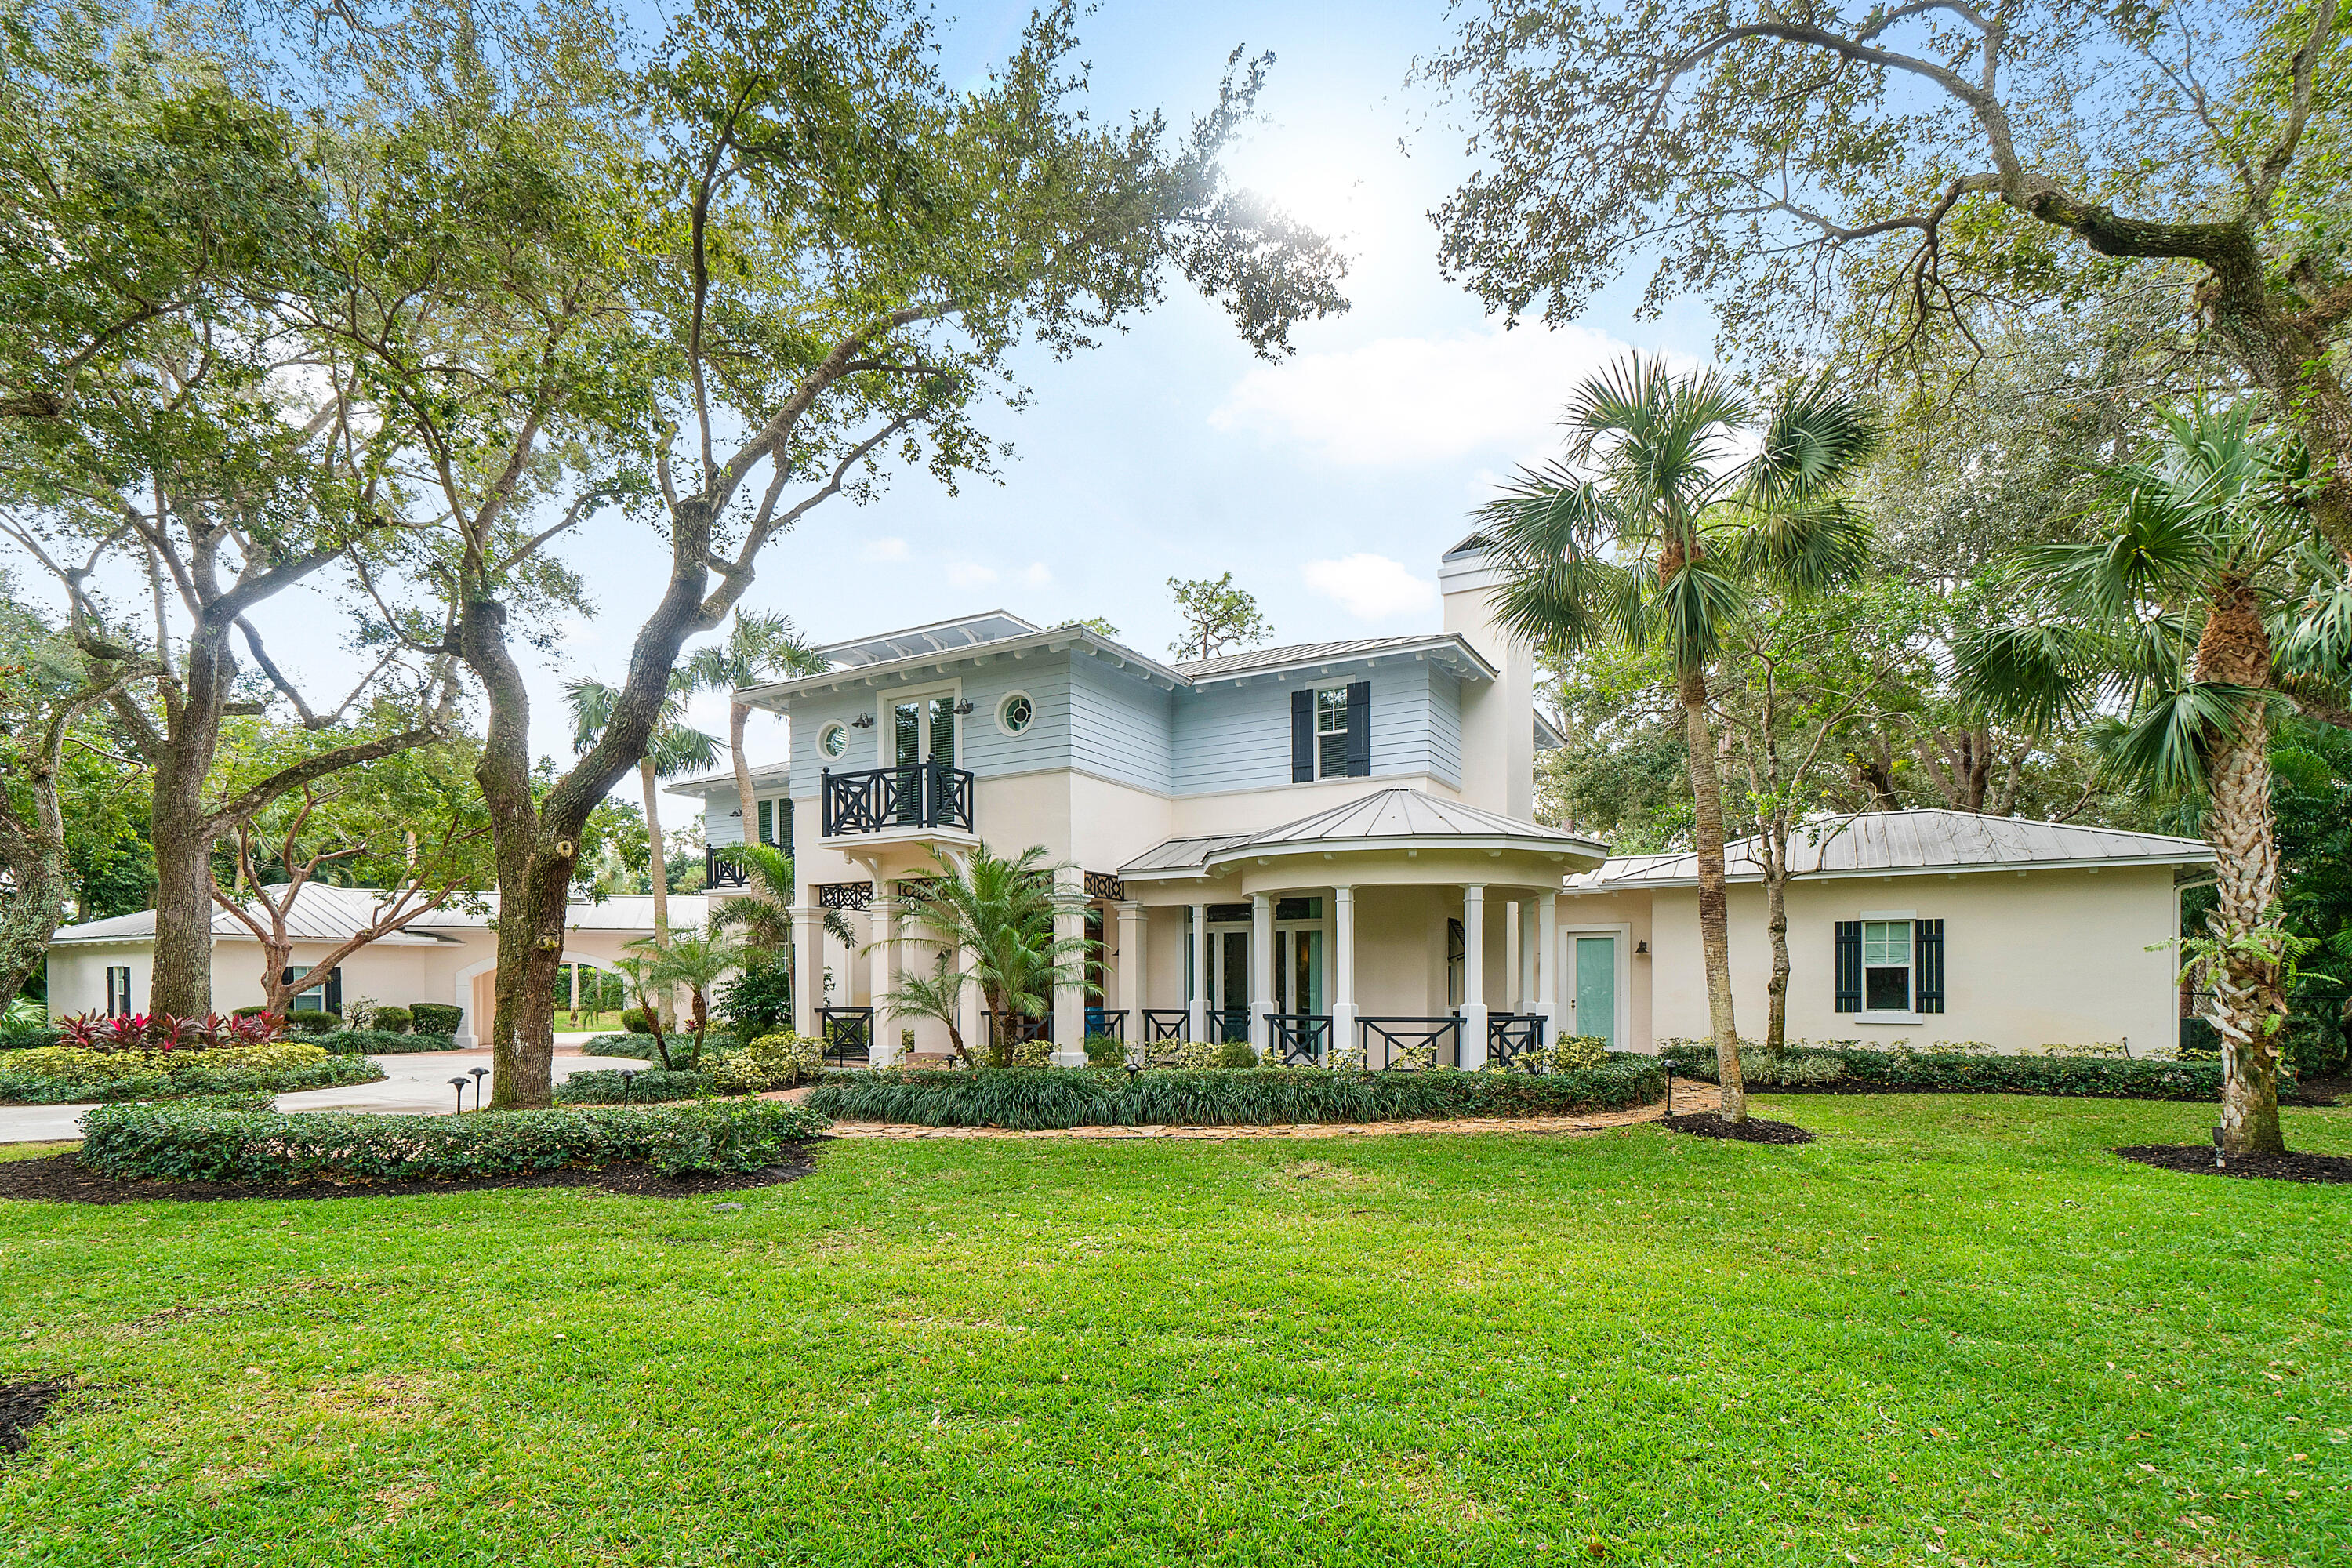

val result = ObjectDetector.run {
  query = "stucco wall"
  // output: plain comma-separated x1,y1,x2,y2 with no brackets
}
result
1642,866,2182,1054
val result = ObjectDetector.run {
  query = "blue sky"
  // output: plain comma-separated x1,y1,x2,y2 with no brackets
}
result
107,2,1724,821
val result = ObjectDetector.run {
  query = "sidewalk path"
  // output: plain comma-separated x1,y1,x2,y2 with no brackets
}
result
0,1048,649,1145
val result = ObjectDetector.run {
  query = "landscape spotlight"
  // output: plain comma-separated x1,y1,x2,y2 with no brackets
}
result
621,1068,641,1105
448,1076,470,1115
470,1066,490,1109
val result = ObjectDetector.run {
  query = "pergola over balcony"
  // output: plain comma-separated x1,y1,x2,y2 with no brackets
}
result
1117,789,1610,1068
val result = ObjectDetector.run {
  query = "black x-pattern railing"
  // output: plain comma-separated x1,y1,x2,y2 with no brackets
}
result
815,1006,873,1066
1267,1013,1331,1066
820,762,975,837
1359,1016,1462,1071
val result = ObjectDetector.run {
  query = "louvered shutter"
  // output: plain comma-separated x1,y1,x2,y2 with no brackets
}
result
1834,921,1862,1012
1914,919,1945,1014
757,798,774,846
1290,688,1315,782
325,967,343,1014
1345,681,1371,776
780,799,794,857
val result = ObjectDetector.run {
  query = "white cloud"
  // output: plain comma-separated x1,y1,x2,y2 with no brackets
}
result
1210,321,1690,470
946,561,998,590
861,536,910,563
1021,562,1052,588
1303,554,1439,621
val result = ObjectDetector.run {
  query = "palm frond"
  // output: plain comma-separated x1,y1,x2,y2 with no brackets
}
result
1654,559,1745,670
1951,622,2108,733
1743,383,1881,510
2094,681,2285,796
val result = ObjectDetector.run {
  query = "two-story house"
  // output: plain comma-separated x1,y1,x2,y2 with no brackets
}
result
672,535,2215,1067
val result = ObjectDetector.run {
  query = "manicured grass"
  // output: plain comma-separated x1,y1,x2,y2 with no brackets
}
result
1,1095,2347,1566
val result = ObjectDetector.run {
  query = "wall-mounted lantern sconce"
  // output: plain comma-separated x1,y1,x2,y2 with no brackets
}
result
1635,940,1650,956
951,700,976,716
849,713,876,728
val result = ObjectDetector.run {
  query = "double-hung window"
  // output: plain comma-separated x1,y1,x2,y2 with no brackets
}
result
283,965,342,1014
1861,920,1911,1011
1314,688,1349,779
105,966,132,1018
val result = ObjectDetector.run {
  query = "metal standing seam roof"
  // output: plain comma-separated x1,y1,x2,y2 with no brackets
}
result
49,887,708,945
1588,810,2213,887
1120,788,1606,877
1169,634,1495,683
667,760,794,797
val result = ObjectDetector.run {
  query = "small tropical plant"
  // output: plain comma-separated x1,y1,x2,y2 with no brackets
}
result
877,949,976,1064
625,928,749,1069
892,844,1088,1069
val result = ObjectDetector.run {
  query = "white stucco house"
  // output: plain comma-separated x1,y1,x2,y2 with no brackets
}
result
666,535,2214,1067
45,886,703,1044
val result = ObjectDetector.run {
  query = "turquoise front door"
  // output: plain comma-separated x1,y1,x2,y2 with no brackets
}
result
1572,935,1617,1048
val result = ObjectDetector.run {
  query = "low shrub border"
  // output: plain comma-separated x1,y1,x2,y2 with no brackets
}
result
0,1054,386,1105
1654,1041,2285,1102
77,1098,831,1182
803,1056,1665,1131
555,1069,716,1105
320,1030,461,1056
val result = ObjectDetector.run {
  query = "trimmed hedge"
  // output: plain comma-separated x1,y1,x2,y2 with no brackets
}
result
555,1069,715,1105
408,1004,463,1036
804,1057,1666,1131
1655,1040,2260,1101
362,1005,412,1033
77,1098,831,1182
0,1054,385,1105
320,1030,461,1056
580,1032,738,1066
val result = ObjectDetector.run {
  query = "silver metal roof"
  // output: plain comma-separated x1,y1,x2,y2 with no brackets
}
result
50,887,706,945
814,612,1041,667
1589,810,2213,887
666,760,793,798
1121,788,1606,877
1170,634,1496,684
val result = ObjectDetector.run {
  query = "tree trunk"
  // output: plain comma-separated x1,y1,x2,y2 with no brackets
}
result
1681,663,1745,1121
1762,844,1789,1055
143,630,233,1017
0,760,73,1006
2194,580,2286,1157
729,699,757,851
640,756,677,1032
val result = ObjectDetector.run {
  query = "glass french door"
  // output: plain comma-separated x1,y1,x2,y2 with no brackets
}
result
891,694,956,822
1571,935,1617,1048
1204,923,1325,1036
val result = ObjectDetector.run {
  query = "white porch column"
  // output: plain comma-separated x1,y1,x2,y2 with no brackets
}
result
956,938,983,1061
1051,869,1087,1065
1188,902,1209,1041
867,892,899,1065
1116,901,1146,1055
1504,899,1523,1012
791,906,822,1036
1330,884,1358,1066
1250,891,1274,1057
1459,884,1489,1069
1519,899,1540,1018
1535,892,1560,1038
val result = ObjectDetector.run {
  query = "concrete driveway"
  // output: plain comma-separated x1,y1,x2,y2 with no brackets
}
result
0,1047,652,1145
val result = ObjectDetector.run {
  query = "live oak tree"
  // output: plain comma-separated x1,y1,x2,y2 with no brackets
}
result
0,1,454,1014
322,0,1345,1106
1425,1,2352,554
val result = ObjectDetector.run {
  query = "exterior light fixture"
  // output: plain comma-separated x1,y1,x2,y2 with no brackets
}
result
1635,940,1650,955
2212,1124,2225,1169
951,700,976,716
448,1076,470,1115
1663,1065,1673,1117
621,1068,641,1105
849,713,876,728
470,1066,490,1109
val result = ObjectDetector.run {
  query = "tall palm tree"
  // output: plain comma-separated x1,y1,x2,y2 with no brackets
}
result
710,838,855,1014
682,610,826,859
564,673,721,946
894,843,1088,1068
1479,359,1878,1123
1958,406,2323,1157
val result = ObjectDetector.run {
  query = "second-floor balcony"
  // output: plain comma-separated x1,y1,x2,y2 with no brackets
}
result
820,761,976,838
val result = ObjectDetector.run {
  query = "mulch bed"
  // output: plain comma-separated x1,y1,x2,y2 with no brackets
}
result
0,1151,815,1205
2,1377,70,1455
1660,1112,1816,1145
2114,1145,2352,1185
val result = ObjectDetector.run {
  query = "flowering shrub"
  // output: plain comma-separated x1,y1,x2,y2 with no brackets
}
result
54,1011,286,1054
705,1033,826,1092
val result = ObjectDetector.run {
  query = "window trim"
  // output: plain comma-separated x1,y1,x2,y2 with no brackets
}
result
816,720,849,761
995,689,1035,738
105,965,132,1018
1312,685,1350,780
877,681,962,768
1860,916,1914,1012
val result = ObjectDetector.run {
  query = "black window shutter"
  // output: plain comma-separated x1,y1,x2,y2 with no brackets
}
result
781,799,795,857
757,798,774,846
281,967,298,988
1915,919,1945,1014
1834,921,1862,1012
325,967,343,1014
1290,688,1315,782
1345,681,1371,776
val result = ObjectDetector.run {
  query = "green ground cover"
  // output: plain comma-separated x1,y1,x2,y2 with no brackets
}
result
0,1094,2345,1566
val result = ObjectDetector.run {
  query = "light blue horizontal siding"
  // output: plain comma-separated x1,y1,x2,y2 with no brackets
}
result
1069,657,1174,792
1172,665,1449,795
700,786,744,847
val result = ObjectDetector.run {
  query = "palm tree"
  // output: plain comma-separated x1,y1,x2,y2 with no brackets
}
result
682,611,826,858
1479,358,1878,1123
894,843,1089,1068
709,839,855,1025
627,927,747,1068
1958,406,2321,1157
879,949,977,1064
564,674,721,947
607,949,679,1070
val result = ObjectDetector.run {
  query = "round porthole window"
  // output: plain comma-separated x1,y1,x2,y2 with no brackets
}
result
997,692,1035,736
817,721,848,759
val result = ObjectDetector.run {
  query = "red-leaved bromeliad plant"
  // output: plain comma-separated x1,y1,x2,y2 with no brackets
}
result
55,1011,285,1055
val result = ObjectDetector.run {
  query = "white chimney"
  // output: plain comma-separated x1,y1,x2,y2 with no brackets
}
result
1437,533,1534,819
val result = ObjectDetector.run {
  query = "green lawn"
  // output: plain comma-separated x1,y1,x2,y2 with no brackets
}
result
2,1095,2347,1566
